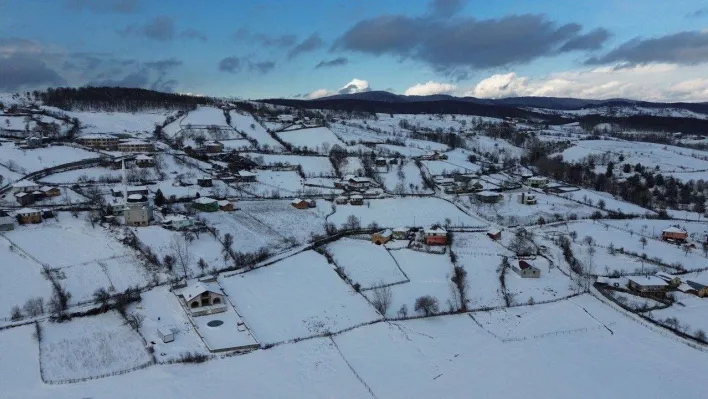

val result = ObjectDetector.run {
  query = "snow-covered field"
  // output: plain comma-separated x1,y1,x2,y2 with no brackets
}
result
0,236,53,318
180,106,228,127
40,311,152,382
134,226,223,277
244,153,335,176
0,144,98,175
276,127,345,154
452,232,508,308
230,111,284,150
329,197,485,228
220,251,381,343
558,187,655,215
650,293,708,337
327,237,408,289
60,109,174,136
378,161,432,194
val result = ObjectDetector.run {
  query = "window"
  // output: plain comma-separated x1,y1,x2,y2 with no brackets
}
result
190,301,199,308
212,297,221,305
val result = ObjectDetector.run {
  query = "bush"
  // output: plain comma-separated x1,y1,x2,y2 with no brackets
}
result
11,305,23,321
178,351,210,363
414,295,439,316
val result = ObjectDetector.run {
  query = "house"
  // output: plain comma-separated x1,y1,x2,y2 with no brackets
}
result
218,200,234,211
363,189,382,199
512,260,541,278
135,154,154,168
662,226,688,242
127,186,149,197
77,133,119,150
31,190,45,201
16,208,41,224
519,192,537,205
392,227,409,240
0,210,14,231
111,188,124,197
375,157,388,167
163,215,195,230
686,280,708,297
40,186,60,197
192,197,219,212
371,229,393,245
350,195,364,205
627,276,669,294
25,136,43,148
655,272,681,287
487,229,502,240
347,176,372,191
334,196,348,205
277,114,294,123
41,209,54,219
117,140,155,153
15,192,35,206
179,282,227,317
424,226,448,246
12,180,41,193
475,191,503,204
234,170,257,183
203,141,224,153
197,177,213,188
526,176,548,188
291,198,310,209
434,176,456,186
157,326,174,343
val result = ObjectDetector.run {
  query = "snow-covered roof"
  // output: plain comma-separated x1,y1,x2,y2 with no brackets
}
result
627,276,668,287
477,191,500,197
17,207,40,214
135,154,153,160
127,194,144,200
662,226,687,234
349,176,370,183
655,271,678,281
181,282,222,302
292,198,304,204
350,194,363,200
393,227,409,233
79,133,118,139
194,197,217,204
120,139,150,145
218,200,231,206
527,176,548,182
376,229,393,238
237,170,256,177
488,229,501,235
39,186,56,192
15,192,29,197
425,226,447,235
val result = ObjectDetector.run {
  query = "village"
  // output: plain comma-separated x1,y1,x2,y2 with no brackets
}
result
1,95,708,397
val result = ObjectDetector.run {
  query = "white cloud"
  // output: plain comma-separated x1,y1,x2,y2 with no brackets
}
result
305,89,331,99
404,81,457,96
466,64,708,101
337,78,370,94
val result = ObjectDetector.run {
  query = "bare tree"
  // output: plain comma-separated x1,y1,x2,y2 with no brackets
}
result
450,265,469,311
371,282,393,316
11,306,23,321
197,258,208,273
163,255,176,272
683,245,692,257
93,288,111,312
23,297,44,317
127,312,145,330
640,237,647,249
171,236,192,278
414,296,439,316
221,233,234,266
569,231,578,242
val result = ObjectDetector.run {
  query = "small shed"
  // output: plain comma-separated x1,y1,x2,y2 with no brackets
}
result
192,197,219,212
350,195,364,206
686,280,708,298
157,326,174,343
392,227,409,240
487,229,502,240
512,260,541,278
371,229,393,245
0,211,14,231
235,170,257,183
218,200,234,211
519,192,537,205
135,154,154,168
291,198,309,209
661,226,688,242
334,196,348,205
475,191,503,204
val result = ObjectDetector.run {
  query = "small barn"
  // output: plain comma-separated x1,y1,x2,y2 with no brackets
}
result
392,227,410,240
15,192,35,206
371,229,393,245
350,195,364,206
512,260,540,278
661,226,688,242
192,197,219,212
627,276,669,294
475,191,503,204
519,192,537,205
424,226,448,246
157,326,174,343
16,208,42,224
487,229,502,240
40,186,61,197
291,198,310,209
197,177,213,188
31,191,45,202
203,141,224,153
218,200,234,211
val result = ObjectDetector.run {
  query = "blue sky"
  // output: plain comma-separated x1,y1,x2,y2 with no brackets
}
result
1,0,708,101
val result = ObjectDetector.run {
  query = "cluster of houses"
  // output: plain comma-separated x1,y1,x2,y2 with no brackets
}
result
77,134,155,152
192,196,235,212
601,272,708,299
370,226,449,246
11,181,61,206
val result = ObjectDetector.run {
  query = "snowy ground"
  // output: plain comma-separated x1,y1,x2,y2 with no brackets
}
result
61,109,175,137
244,153,335,177
558,187,656,215
378,161,433,194
40,311,152,382
650,293,708,338
276,127,345,154
0,235,53,318
0,144,98,175
230,111,284,150
327,237,408,289
134,226,223,277
180,106,228,127
452,232,509,308
220,250,381,343
329,197,485,228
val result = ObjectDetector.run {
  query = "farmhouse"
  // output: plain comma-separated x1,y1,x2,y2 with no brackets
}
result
526,176,548,188
519,192,537,205
118,140,155,153
193,197,219,212
392,227,410,240
334,196,348,205
686,281,708,298
15,192,35,206
163,215,195,230
40,186,61,197
487,229,502,240
475,191,503,204
0,210,14,231
371,229,393,245
627,276,669,294
77,133,119,150
24,136,43,148
127,186,149,197
350,195,364,205
347,176,372,190
16,208,41,224
179,282,227,317
135,154,154,168
291,198,313,209
12,180,41,193
512,260,541,278
218,200,234,211
234,170,257,183
375,157,388,167
31,191,45,201
203,141,224,153
661,226,688,242
424,226,448,246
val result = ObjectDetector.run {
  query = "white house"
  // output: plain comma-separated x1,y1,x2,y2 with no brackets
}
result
157,326,174,343
12,180,41,193
179,282,227,317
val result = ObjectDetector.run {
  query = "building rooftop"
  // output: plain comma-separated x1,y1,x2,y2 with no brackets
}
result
662,226,687,234
194,197,217,205
16,207,40,214
627,276,669,287
181,282,222,302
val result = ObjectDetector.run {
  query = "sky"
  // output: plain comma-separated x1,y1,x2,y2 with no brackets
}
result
1,0,708,101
